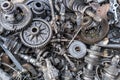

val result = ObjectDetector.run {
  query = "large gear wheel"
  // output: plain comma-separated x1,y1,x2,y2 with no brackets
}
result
20,18,52,48
79,16,109,44
0,1,32,31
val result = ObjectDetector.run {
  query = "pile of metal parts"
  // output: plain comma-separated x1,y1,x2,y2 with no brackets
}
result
0,0,120,80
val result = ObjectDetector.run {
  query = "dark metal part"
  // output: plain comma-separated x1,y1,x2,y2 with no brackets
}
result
79,16,109,44
0,41,24,71
0,1,32,31
26,0,51,21
18,54,41,67
42,59,59,80
109,0,119,23
98,44,120,49
83,45,101,80
20,18,52,48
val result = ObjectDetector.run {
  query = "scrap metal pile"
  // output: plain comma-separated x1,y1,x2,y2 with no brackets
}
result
0,0,120,80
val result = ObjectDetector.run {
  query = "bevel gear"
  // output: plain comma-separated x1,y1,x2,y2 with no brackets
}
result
0,1,32,31
79,16,109,44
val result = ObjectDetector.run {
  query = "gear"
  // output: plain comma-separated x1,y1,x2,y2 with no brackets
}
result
20,18,52,48
79,16,109,44
25,0,51,21
68,40,87,59
0,1,32,31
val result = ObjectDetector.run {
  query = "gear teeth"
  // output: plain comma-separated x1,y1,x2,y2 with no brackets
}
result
20,18,52,48
0,3,32,31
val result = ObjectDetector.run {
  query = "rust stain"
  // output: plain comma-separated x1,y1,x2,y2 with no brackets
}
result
97,4,110,19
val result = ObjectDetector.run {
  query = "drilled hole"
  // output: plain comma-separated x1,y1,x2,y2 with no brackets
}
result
83,18,89,23
36,2,41,7
32,28,38,33
75,46,81,52
3,3,9,8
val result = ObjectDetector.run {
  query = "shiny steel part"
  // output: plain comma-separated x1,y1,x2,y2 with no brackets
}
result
97,0,105,3
68,40,87,59
11,0,25,3
63,0,102,22
59,48,77,71
63,53,76,71
0,41,24,71
26,0,49,5
20,18,52,48
98,44,120,49
49,0,58,34
109,0,119,23
0,24,4,34
61,66,73,80
0,1,32,31
102,56,120,80
0,68,11,80
42,59,59,80
26,0,51,21
0,36,27,54
108,27,120,44
23,64,37,76
83,46,100,80
18,54,41,67
79,16,109,44
32,1,46,15
84,0,93,3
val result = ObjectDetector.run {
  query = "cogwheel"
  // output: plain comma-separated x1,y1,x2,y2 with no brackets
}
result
20,18,52,48
0,1,32,31
79,16,109,44
25,0,51,21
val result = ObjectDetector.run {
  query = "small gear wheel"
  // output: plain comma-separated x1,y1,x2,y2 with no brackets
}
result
20,18,52,48
0,1,32,31
25,0,51,21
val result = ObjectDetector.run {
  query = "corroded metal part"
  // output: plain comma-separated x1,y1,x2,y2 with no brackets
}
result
0,1,32,31
20,18,52,48
79,16,109,44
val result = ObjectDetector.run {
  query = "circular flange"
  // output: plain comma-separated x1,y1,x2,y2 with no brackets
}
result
0,2,32,31
25,0,51,21
20,18,52,48
79,17,109,44
68,40,87,59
